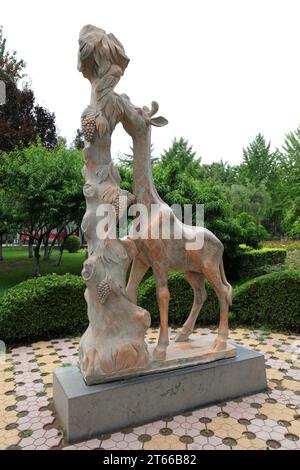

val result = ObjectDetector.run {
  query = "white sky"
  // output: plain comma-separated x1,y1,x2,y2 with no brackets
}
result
1,0,300,164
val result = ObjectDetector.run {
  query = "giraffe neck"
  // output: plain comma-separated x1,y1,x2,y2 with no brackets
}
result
132,128,160,207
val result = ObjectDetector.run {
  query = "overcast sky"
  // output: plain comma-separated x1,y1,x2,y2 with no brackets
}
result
1,0,300,164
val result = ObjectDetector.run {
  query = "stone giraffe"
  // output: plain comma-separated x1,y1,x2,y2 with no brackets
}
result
77,24,152,384
123,104,233,361
77,24,233,383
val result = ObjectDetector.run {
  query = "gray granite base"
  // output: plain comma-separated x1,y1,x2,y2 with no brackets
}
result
53,345,267,444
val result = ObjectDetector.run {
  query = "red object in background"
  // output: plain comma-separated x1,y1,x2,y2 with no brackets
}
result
19,230,79,241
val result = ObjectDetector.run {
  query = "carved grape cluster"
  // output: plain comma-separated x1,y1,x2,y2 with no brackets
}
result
96,279,111,304
82,116,96,141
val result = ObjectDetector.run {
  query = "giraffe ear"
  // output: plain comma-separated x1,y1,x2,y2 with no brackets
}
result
150,116,168,127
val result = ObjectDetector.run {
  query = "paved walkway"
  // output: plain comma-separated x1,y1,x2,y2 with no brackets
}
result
0,328,299,450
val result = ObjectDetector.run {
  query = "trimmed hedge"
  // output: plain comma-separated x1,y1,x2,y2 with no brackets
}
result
231,247,287,281
138,272,220,327
231,270,300,331
1,267,299,345
0,274,87,344
139,269,300,332
64,236,81,253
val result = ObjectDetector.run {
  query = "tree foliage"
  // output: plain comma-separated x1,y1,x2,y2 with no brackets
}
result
0,26,58,152
0,142,84,273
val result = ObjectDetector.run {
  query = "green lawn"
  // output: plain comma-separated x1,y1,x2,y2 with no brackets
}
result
0,247,86,297
1,245,300,299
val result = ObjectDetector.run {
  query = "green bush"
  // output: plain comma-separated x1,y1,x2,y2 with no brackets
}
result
138,268,300,332
232,270,300,331
1,265,299,345
138,272,220,327
0,274,87,344
64,236,81,253
229,247,287,281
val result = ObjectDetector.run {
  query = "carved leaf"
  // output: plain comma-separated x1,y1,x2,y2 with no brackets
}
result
96,164,110,183
101,37,111,61
110,164,121,184
102,247,119,264
101,184,118,203
81,105,96,120
95,115,108,137
150,116,169,127
102,240,128,264
105,100,115,119
110,278,121,296
116,97,124,115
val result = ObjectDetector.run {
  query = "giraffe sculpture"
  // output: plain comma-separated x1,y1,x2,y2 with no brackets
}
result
77,25,152,384
77,23,233,384
122,103,233,361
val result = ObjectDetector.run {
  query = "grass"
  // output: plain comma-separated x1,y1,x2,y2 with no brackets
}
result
1,242,300,299
286,249,300,270
0,247,86,298
260,239,300,251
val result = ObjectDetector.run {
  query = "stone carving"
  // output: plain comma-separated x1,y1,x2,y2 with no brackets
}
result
78,25,150,384
123,105,233,360
78,24,235,384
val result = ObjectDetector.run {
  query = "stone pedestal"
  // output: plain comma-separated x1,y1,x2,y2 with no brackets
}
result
53,344,267,444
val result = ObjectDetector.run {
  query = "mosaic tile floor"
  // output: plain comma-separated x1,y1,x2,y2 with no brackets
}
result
0,328,300,451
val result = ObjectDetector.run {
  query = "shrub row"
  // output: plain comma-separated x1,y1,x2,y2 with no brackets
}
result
231,269,300,331
229,246,287,281
138,272,220,326
138,269,299,332
0,267,299,345
0,274,87,344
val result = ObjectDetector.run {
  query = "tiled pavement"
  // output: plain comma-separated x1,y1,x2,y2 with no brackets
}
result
0,328,299,450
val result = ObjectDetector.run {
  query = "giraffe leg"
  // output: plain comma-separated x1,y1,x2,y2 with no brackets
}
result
203,260,230,351
126,256,149,304
175,271,207,342
153,273,170,361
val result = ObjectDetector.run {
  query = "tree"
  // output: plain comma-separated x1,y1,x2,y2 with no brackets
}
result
34,105,58,150
0,26,58,152
154,138,266,267
283,126,300,200
0,143,84,274
72,128,84,150
227,183,271,225
275,125,300,237
0,26,26,82
239,133,280,187
153,138,204,206
0,190,16,260
283,125,300,160
237,133,286,236
203,159,239,185
118,144,157,169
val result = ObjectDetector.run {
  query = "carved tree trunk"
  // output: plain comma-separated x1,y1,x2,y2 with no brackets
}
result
78,25,150,385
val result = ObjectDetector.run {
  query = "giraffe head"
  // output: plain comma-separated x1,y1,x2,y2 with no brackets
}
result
137,101,168,128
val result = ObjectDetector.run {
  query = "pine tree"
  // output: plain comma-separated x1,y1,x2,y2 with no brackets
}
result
283,125,300,160
72,128,85,150
241,133,276,185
